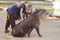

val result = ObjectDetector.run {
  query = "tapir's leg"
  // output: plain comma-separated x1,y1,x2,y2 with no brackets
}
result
28,27,33,37
12,28,24,37
35,26,42,37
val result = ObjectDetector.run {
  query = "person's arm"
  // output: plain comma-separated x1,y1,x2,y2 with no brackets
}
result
20,8,24,20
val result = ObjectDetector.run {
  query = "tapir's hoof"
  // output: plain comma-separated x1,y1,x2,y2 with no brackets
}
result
39,35,42,37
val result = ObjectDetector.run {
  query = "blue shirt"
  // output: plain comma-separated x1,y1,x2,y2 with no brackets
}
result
8,3,26,20
20,3,26,13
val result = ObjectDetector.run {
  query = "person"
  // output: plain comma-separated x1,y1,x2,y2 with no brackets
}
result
26,4,32,17
5,1,29,33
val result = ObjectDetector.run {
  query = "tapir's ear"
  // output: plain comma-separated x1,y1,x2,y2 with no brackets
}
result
38,10,44,14
40,9,46,13
40,10,43,13
35,9,46,13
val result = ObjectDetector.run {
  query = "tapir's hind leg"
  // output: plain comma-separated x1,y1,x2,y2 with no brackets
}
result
12,28,24,37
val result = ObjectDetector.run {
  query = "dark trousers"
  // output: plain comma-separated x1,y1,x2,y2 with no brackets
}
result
23,13,31,19
5,12,16,33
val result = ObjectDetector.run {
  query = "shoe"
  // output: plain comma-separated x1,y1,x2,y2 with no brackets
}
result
5,30,9,33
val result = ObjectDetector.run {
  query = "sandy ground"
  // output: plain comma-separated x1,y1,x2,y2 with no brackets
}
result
0,11,60,40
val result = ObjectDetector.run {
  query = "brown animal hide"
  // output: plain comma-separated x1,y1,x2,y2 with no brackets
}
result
12,9,48,37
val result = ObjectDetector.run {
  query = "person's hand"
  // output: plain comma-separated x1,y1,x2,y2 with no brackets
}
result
20,18,24,22
18,18,21,20
21,18,23,20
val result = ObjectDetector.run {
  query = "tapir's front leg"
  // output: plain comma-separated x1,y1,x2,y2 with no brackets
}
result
35,25,42,37
28,27,33,37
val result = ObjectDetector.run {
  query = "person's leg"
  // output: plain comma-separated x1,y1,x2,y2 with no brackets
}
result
29,13,31,16
9,14,15,30
26,13,28,17
23,14,26,19
26,13,31,17
5,13,10,33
